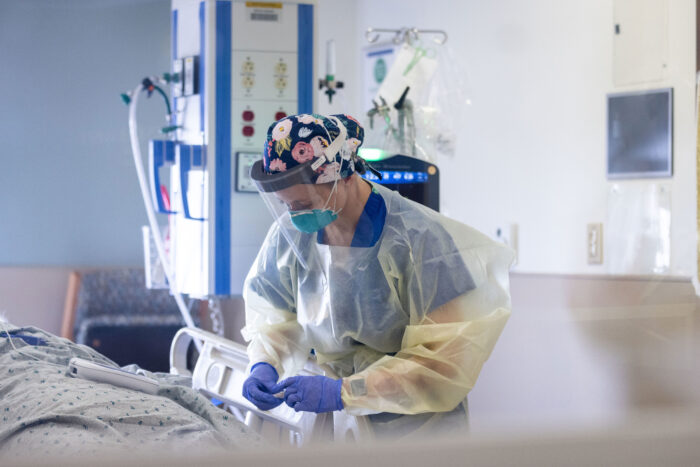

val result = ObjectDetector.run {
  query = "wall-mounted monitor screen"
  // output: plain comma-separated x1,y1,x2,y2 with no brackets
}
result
607,88,672,179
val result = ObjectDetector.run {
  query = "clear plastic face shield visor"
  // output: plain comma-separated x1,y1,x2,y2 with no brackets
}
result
250,118,348,270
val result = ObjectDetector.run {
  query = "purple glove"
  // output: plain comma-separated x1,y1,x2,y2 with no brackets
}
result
277,375,343,413
242,362,284,411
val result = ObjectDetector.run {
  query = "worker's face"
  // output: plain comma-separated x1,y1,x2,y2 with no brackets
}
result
275,179,345,213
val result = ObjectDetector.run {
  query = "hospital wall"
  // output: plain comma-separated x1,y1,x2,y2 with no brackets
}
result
344,0,697,277
0,0,174,329
0,0,169,268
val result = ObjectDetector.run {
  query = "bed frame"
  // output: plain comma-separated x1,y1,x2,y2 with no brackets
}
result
169,327,370,445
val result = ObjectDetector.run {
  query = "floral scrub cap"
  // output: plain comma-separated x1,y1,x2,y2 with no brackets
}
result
262,113,367,184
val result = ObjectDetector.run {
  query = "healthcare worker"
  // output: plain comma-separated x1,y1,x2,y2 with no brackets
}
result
241,113,513,438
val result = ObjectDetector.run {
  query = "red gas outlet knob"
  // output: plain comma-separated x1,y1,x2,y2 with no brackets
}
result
242,110,255,121
275,111,287,121
242,126,255,137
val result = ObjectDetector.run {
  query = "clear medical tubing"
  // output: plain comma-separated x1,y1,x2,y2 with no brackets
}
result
127,83,197,332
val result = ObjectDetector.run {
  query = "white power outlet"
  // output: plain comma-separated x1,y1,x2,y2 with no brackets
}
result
496,223,518,265
587,223,603,264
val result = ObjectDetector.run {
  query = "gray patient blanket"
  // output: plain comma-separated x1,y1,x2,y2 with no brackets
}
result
0,322,262,460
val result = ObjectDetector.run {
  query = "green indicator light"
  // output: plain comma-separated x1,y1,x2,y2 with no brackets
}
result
358,148,389,161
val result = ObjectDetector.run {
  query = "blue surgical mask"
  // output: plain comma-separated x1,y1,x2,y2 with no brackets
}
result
289,209,339,233
289,178,342,233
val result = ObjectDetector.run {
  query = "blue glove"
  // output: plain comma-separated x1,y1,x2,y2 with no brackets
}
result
242,362,284,411
277,375,343,413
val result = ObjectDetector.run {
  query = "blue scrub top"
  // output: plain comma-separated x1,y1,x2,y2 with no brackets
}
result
251,184,475,354
317,186,387,248
350,187,387,248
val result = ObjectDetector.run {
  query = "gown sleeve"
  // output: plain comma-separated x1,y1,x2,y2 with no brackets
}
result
340,219,514,415
240,224,311,377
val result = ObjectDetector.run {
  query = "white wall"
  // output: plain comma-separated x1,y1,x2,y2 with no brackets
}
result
331,0,697,277
315,0,361,116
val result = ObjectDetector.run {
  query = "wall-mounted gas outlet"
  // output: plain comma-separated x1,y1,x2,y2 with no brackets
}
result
587,223,603,264
496,223,518,265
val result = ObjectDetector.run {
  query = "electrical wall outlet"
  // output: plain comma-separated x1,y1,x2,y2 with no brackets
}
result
587,223,603,264
496,223,518,265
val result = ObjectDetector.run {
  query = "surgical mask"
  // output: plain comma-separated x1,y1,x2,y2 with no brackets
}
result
289,178,342,233
290,209,338,233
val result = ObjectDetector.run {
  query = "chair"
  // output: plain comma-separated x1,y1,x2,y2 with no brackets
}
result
62,268,200,372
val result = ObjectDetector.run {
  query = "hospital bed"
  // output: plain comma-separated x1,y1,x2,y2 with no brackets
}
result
169,327,371,445
0,320,367,462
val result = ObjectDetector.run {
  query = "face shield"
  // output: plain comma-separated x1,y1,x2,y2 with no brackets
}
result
251,117,348,270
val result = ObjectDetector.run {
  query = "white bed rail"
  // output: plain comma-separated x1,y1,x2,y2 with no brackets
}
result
169,327,370,445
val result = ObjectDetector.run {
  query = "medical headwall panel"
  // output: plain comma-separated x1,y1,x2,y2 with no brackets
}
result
170,0,315,298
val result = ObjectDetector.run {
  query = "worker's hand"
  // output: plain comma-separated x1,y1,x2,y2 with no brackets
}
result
277,375,343,413
242,362,284,411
